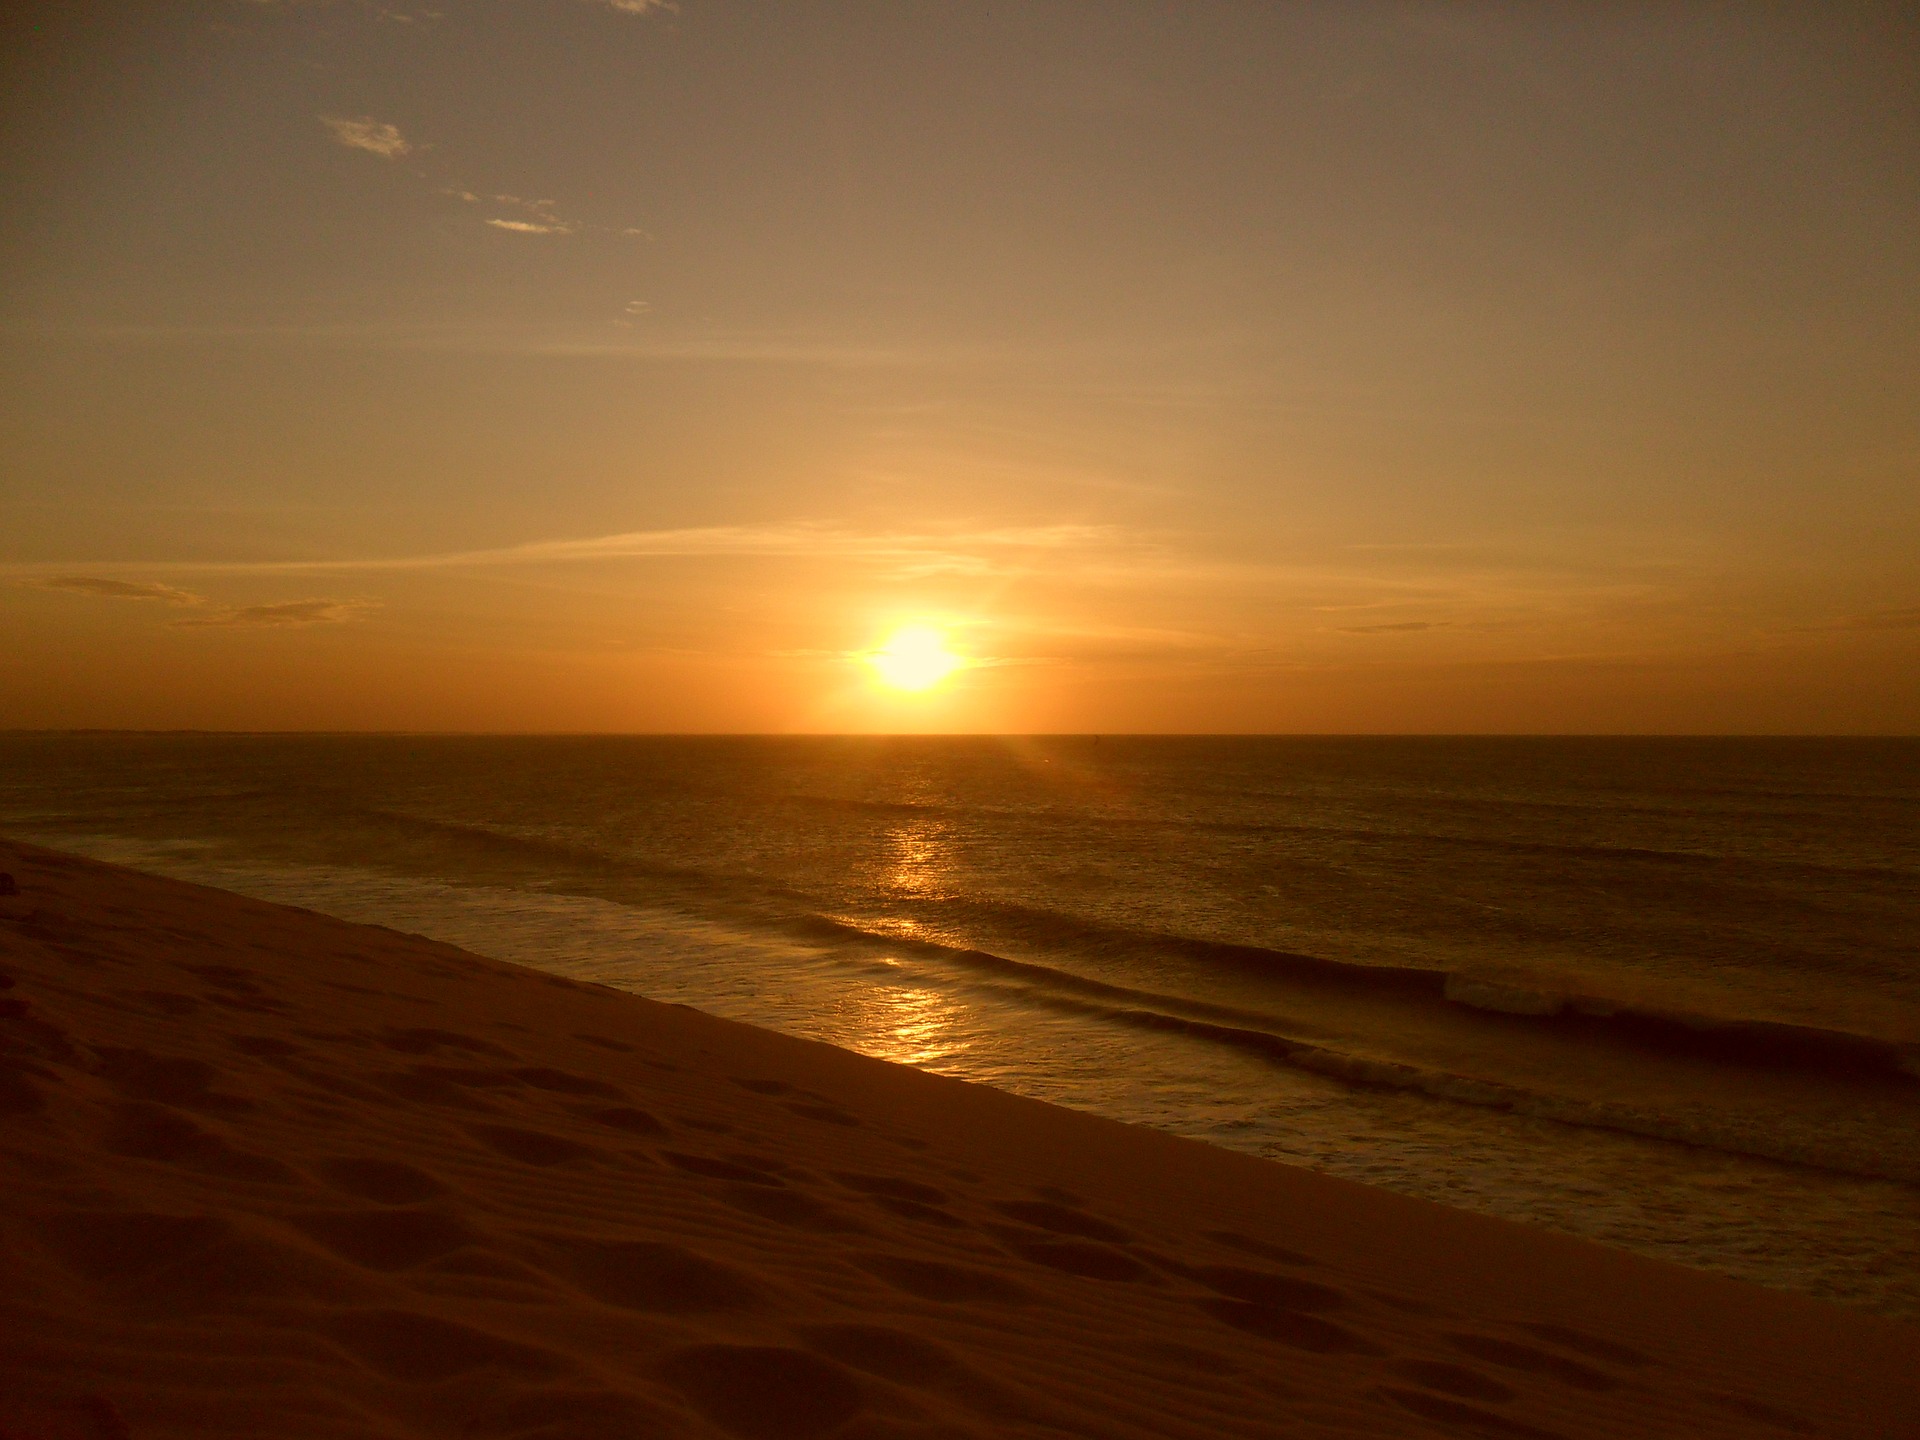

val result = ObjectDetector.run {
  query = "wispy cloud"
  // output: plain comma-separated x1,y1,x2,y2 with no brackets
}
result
23,576,203,605
1816,606,1920,633
1,523,1129,582
6,320,998,369
173,599,377,629
5,525,1716,649
594,0,677,14
20,573,375,629
321,115,411,159
431,522,1127,579
450,188,586,237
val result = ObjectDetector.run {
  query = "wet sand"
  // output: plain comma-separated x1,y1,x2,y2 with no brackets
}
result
1,839,1913,1439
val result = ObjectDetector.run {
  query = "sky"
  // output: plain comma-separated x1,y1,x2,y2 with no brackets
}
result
2,0,1916,733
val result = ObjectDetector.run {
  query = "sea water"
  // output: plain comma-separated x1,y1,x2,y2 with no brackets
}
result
4,734,1915,1317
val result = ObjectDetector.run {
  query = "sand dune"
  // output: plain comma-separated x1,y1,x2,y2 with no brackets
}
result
0,839,1913,1439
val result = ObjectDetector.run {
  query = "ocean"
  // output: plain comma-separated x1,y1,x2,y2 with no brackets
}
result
4,733,1916,1318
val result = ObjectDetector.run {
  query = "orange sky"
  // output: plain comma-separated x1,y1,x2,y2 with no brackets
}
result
2,1,1916,732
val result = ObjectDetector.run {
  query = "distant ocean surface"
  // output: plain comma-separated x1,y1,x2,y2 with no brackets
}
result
5,734,1917,1318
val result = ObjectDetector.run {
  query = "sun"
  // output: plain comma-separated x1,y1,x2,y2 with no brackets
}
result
865,625,966,692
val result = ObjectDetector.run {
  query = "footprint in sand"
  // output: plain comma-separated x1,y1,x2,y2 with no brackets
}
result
460,1386,681,1440
0,1061,43,1115
227,1033,305,1059
550,1237,760,1314
991,1199,1132,1244
377,1069,503,1111
379,1027,517,1059
0,1394,134,1440
657,1344,864,1440
38,1210,352,1313
325,981,387,998
662,1150,786,1186
1702,1391,1817,1434
408,1064,523,1094
1444,1333,1620,1391
178,963,285,1014
1205,1228,1320,1267
571,1032,636,1052
730,1077,793,1095
798,1323,960,1386
466,1124,602,1167
832,1172,966,1228
718,1184,867,1233
833,1172,948,1205
783,1100,861,1126
509,1066,627,1100
1367,1287,1445,1316
870,1196,966,1228
797,1323,1048,1426
131,990,200,1016
1388,1357,1517,1402
103,1101,295,1184
580,1105,667,1136
1197,1298,1383,1355
1377,1386,1567,1439
95,1047,252,1114
1516,1321,1652,1369
317,1156,450,1204
1171,1262,1347,1313
289,1208,481,1271
996,1235,1154,1283
322,1309,568,1383
1129,1339,1242,1376
856,1254,1033,1305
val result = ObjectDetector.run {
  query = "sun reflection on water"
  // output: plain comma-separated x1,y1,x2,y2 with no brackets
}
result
886,820,956,900
843,975,969,1068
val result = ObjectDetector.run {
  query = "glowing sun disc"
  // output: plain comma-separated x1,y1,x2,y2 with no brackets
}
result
867,625,965,691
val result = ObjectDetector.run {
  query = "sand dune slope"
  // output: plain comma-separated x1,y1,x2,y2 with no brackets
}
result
0,840,1913,1439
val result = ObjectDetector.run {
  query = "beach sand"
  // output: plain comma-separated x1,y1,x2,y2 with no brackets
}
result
0,839,1913,1439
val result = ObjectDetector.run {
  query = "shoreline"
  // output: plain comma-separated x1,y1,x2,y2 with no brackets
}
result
2,838,1914,1438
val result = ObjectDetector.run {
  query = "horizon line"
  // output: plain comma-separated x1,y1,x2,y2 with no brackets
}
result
3,729,1915,741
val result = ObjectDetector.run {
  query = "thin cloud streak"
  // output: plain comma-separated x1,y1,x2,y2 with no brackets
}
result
20,573,373,629
0,318,1128,373
377,520,1122,577
0,528,1717,624
23,576,204,605
0,523,1130,580
173,599,377,629
468,193,582,236
1802,606,1920,633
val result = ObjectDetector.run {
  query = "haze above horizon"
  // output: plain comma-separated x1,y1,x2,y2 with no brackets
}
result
2,1,1916,733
